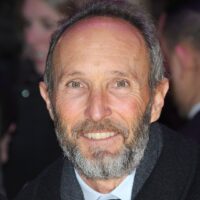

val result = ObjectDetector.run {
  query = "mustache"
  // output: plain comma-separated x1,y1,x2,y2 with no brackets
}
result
72,119,129,138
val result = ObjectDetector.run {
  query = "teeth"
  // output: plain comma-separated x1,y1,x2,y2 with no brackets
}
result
84,132,115,140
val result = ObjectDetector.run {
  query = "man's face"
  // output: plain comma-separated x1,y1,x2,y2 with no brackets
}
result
40,17,167,179
168,55,186,112
161,39,190,116
22,0,63,74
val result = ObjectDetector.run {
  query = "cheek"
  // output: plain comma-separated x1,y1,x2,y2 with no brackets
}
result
54,92,87,128
39,34,52,50
109,94,146,125
171,71,182,97
35,29,54,47
44,31,54,42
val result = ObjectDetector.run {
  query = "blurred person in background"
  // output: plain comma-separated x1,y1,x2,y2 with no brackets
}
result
14,1,200,199
159,1,200,142
145,0,188,131
0,0,22,198
3,0,77,198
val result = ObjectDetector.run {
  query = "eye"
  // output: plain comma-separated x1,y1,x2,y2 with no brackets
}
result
41,18,57,30
66,81,83,88
115,80,130,88
22,18,32,29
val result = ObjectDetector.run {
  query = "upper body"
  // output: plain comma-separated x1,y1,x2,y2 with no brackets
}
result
15,123,200,200
3,0,77,198
160,1,200,142
3,62,61,198
13,0,200,199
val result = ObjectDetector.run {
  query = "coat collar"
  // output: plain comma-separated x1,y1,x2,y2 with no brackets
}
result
32,123,199,200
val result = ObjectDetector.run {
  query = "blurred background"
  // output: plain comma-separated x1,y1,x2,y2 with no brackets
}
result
0,0,199,199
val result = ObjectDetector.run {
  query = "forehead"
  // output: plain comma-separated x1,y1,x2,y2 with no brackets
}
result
53,16,150,77
57,16,147,49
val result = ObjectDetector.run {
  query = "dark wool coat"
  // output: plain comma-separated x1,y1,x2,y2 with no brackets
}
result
15,124,200,200
180,111,200,143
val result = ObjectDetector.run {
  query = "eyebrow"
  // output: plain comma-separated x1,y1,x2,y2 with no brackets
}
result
63,70,129,76
66,71,84,77
59,70,132,81
110,70,130,77
58,71,84,83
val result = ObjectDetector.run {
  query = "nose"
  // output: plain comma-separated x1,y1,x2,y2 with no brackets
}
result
84,89,112,122
25,24,42,47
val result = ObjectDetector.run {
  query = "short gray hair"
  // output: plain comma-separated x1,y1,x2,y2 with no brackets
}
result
44,0,165,94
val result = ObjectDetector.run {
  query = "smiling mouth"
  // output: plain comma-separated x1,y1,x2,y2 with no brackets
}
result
83,132,117,140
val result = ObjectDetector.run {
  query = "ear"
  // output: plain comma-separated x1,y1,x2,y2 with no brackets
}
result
175,44,194,71
39,82,54,120
150,78,169,123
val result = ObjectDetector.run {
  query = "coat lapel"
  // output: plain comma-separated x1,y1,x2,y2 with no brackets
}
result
35,157,84,200
35,157,64,200
133,125,199,200
61,159,85,200
30,124,199,200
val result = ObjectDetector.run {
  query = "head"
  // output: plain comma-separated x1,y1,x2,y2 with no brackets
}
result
161,2,200,117
40,0,168,180
21,0,76,75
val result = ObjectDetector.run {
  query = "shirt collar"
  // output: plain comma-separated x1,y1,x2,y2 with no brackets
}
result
188,103,200,119
75,169,136,200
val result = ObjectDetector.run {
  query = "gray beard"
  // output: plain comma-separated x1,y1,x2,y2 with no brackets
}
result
53,102,151,179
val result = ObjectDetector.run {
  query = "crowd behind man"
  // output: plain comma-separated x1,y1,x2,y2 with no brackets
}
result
160,0,200,142
13,0,200,199
0,0,200,200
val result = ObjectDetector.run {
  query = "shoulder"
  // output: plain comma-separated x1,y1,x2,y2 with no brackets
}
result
0,194,7,200
15,157,65,200
158,123,199,162
136,123,200,199
180,111,200,142
155,122,199,149
150,123,200,178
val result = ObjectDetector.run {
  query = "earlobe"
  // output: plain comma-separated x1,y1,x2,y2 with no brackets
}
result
150,78,169,123
39,82,54,120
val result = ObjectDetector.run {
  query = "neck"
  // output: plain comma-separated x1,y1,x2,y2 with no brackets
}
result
186,88,200,117
188,59,200,113
79,172,127,193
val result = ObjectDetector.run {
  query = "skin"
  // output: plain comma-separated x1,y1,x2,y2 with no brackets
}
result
22,0,63,75
40,16,168,193
162,38,200,117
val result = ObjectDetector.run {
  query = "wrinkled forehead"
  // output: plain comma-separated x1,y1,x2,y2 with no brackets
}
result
50,16,151,90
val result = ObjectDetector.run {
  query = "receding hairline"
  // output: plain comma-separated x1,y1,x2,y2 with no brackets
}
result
44,1,164,93
62,15,145,37
53,15,149,66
